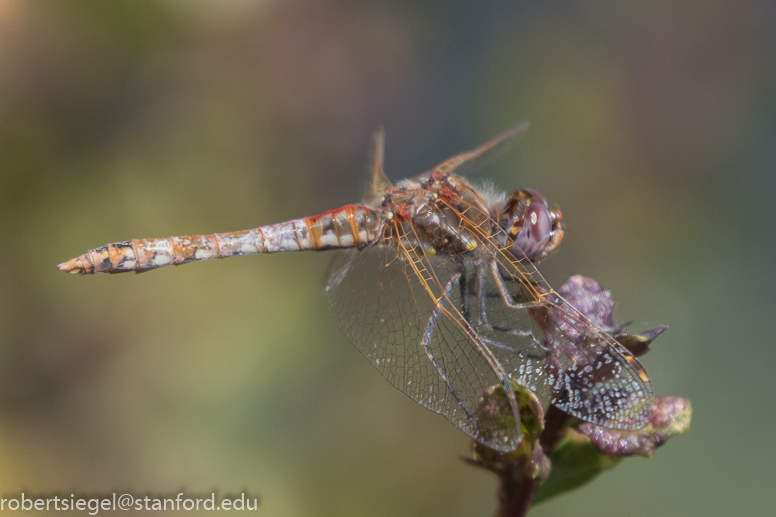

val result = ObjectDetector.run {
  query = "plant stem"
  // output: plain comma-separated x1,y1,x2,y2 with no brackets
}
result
494,458,540,517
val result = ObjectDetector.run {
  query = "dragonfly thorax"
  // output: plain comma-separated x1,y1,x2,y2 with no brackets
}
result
376,173,492,259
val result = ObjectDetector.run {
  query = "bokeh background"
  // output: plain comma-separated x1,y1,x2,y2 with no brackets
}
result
1,0,774,515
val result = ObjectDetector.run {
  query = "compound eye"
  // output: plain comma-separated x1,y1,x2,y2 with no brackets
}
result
510,202,553,261
520,188,547,207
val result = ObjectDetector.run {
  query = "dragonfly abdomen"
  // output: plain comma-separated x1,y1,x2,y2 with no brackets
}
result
58,204,379,274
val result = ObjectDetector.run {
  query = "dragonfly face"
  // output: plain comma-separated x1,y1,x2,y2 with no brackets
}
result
59,123,653,453
501,188,564,263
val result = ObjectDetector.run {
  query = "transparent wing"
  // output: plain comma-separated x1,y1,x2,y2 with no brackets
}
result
466,266,554,404
429,122,529,178
324,244,523,452
540,288,654,429
485,247,655,430
438,196,655,431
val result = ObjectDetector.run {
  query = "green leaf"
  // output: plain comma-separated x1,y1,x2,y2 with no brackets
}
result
533,429,620,505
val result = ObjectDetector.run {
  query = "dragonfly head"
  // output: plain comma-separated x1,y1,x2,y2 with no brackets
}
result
503,189,564,262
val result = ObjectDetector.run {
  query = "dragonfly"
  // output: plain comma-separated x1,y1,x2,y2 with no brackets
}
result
58,123,653,452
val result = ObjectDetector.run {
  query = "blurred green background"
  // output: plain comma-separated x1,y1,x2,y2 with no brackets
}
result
1,0,774,515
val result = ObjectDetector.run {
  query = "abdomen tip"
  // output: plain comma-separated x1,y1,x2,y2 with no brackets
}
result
57,257,90,275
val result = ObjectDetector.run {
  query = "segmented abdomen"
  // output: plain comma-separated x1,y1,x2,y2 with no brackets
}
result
58,204,379,274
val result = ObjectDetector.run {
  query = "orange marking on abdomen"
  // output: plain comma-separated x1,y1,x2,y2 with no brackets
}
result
305,204,370,249
344,205,361,247
303,217,320,250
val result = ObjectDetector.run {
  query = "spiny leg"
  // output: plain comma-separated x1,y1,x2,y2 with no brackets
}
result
475,266,545,360
475,261,539,340
457,261,529,339
488,260,548,310
421,271,474,422
459,269,470,323
456,264,543,360
475,335,546,364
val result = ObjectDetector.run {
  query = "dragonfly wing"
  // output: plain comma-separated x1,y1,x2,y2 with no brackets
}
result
468,266,554,405
366,127,392,200
429,122,529,178
542,297,655,429
490,257,655,430
324,245,523,451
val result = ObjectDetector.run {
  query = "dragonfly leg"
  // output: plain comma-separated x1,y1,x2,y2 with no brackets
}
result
458,264,524,339
474,263,537,339
461,267,539,355
472,266,545,359
421,271,474,421
459,270,470,323
489,260,546,311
